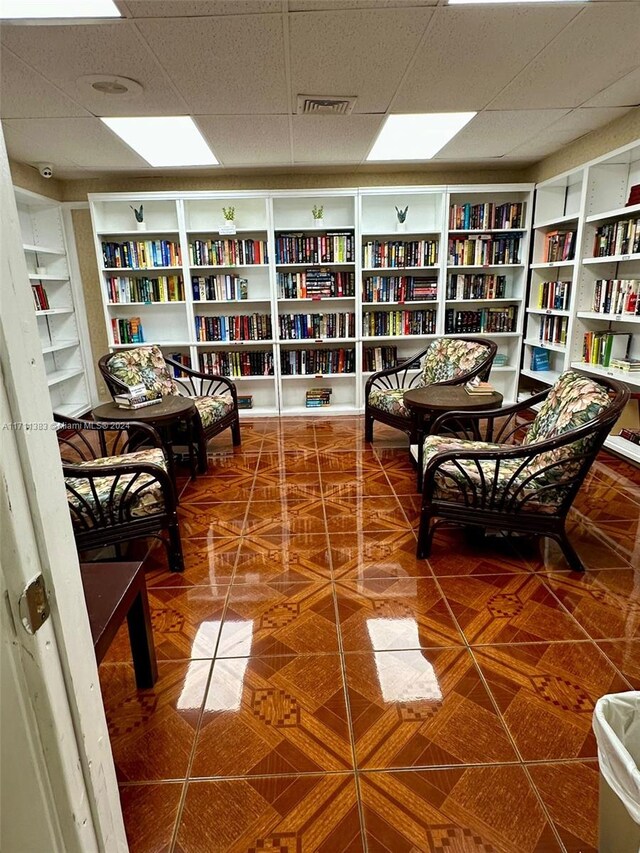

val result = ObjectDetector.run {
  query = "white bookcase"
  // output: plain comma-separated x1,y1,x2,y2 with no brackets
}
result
89,184,534,418
15,187,94,418
521,137,640,464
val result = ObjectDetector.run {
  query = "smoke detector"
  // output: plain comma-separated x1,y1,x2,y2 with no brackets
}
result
76,74,144,101
297,95,357,115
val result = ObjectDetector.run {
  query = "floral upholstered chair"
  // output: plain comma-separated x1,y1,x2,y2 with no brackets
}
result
416,371,629,571
364,337,497,442
99,346,240,472
55,414,184,572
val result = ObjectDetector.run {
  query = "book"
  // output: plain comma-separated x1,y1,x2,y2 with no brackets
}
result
530,347,550,371
115,397,163,410
237,395,253,409
619,428,640,446
465,380,496,395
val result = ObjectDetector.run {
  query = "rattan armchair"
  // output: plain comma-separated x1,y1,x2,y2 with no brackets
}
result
99,346,240,472
415,371,629,572
55,413,184,572
364,336,498,443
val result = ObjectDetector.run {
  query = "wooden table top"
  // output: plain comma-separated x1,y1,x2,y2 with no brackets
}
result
403,384,503,413
93,394,196,424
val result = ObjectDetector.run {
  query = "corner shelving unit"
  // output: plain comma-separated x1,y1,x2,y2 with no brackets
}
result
15,186,94,418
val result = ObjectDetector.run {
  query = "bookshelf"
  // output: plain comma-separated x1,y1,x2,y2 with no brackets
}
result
89,185,533,418
521,137,640,464
15,187,94,418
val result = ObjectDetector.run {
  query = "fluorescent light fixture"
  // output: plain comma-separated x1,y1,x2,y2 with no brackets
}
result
0,0,120,18
367,112,476,161
101,116,218,167
449,0,586,4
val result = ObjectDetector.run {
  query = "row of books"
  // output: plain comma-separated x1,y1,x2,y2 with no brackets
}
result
543,230,575,264
592,279,639,315
449,202,524,231
444,306,517,334
167,352,191,377
277,270,355,299
363,309,437,337
540,315,568,346
278,312,356,340
620,428,640,446
275,232,354,264
101,240,181,270
446,274,507,301
448,236,521,266
111,317,144,344
363,345,398,372
280,348,355,375
582,331,631,367
198,350,274,377
32,283,50,311
192,274,248,302
306,387,332,407
363,239,438,269
593,217,640,257
105,275,184,304
194,314,272,342
189,238,267,267
362,276,437,303
534,280,571,311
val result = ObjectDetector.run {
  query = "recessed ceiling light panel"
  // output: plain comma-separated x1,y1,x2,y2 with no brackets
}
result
0,0,121,18
101,116,218,167
367,113,476,161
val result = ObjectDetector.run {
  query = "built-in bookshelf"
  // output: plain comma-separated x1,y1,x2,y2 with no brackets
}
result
521,136,640,464
15,187,94,418
90,186,533,417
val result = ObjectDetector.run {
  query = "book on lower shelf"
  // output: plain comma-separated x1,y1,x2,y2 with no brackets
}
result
530,347,550,371
306,387,332,407
592,279,639,315
619,428,640,446
237,395,253,409
112,317,144,344
582,332,631,367
610,358,640,372
32,283,50,310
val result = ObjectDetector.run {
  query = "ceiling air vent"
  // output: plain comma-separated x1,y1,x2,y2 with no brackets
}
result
297,95,357,116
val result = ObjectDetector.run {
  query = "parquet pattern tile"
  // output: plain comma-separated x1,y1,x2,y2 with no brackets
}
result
93,416,640,852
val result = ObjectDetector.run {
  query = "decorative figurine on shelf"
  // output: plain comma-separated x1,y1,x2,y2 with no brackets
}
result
312,205,324,228
221,206,236,235
395,205,408,232
131,204,145,230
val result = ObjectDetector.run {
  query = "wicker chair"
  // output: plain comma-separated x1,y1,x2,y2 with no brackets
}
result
364,337,498,443
99,346,240,472
55,414,184,572
416,371,629,572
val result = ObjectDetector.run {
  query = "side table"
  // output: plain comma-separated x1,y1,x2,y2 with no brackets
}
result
92,395,198,482
403,385,503,489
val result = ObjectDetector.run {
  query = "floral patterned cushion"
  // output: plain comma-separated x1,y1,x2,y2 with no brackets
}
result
524,371,611,446
422,435,577,513
367,387,411,419
194,395,235,428
106,346,179,397
65,447,168,529
419,338,490,386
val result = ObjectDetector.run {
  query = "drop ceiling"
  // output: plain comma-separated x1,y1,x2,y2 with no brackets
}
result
1,0,639,179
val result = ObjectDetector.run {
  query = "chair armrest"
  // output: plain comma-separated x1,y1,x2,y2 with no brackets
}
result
55,414,167,461
427,389,549,443
165,358,238,403
365,345,433,397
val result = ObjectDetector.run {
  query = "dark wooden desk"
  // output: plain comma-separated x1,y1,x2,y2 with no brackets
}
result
92,395,197,481
403,385,503,488
80,561,157,688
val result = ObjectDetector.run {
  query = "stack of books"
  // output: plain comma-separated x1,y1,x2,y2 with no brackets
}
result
610,357,640,372
237,395,253,410
305,387,332,407
113,383,162,410
620,428,640,446
626,184,640,207
464,380,496,396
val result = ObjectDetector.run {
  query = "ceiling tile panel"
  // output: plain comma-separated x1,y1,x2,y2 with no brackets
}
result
583,67,640,108
290,1,438,9
0,49,90,119
289,8,434,115
393,5,581,113
2,118,149,171
489,4,640,110
122,1,281,15
540,106,632,143
434,109,570,160
0,23,188,116
196,115,291,165
292,114,383,163
136,14,288,114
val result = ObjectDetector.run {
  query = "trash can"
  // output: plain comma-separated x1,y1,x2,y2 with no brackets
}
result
593,692,640,853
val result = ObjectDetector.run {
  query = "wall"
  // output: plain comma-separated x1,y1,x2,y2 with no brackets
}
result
9,159,64,201
531,106,640,183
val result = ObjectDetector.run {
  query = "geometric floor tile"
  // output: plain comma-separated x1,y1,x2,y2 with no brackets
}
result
175,774,364,852
329,530,430,581
233,533,333,583
596,638,640,688
190,655,352,777
473,642,630,760
344,648,518,769
360,766,563,852
527,761,599,853
119,783,182,853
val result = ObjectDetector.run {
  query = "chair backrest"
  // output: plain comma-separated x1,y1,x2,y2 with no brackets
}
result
524,371,613,449
99,346,179,398
419,337,495,386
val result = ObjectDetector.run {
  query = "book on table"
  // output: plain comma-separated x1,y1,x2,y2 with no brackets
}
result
114,383,162,409
464,380,496,396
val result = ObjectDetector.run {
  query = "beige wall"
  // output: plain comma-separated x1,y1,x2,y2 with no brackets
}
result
9,159,64,201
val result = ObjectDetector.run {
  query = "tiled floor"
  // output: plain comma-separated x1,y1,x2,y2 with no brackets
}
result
97,416,640,852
